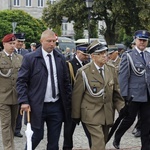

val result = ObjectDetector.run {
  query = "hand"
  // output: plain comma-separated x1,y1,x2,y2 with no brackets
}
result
20,104,31,115
72,118,80,125
122,96,129,105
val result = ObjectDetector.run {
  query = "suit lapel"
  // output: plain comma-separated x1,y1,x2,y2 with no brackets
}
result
53,50,62,79
34,47,46,68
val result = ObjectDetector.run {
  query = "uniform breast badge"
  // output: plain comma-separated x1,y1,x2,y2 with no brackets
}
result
92,87,97,93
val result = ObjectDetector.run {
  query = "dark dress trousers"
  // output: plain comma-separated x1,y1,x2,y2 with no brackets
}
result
114,49,150,150
17,47,71,150
15,48,29,135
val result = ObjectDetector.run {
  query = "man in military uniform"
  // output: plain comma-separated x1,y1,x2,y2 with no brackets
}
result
14,33,29,137
107,45,121,75
71,40,124,150
0,33,22,150
113,30,150,150
63,44,91,150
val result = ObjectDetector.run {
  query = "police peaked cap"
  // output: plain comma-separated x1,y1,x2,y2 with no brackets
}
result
76,43,89,54
87,40,107,54
15,33,25,41
134,30,150,40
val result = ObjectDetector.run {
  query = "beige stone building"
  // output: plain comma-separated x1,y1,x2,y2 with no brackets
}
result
0,0,74,37
0,0,58,18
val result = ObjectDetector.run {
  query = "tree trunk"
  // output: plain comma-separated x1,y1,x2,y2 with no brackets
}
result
104,29,116,45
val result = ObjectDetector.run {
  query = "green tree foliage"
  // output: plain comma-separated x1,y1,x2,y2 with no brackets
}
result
42,0,150,45
43,0,98,40
0,10,47,48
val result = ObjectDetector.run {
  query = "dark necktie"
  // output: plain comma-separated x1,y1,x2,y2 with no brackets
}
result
140,52,146,64
8,55,12,61
82,62,85,66
18,49,21,54
99,68,104,81
47,54,56,99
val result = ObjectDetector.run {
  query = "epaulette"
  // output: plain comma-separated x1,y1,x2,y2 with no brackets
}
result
106,62,115,68
125,49,132,53
78,63,90,72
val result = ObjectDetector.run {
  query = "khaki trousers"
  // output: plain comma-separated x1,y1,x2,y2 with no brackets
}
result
0,104,18,150
85,124,109,150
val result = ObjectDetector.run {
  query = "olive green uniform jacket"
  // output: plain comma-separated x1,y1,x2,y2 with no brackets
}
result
71,61,124,126
0,51,22,104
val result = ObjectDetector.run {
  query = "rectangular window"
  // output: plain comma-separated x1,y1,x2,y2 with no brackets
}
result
26,0,31,6
38,0,44,7
50,0,56,5
14,0,19,6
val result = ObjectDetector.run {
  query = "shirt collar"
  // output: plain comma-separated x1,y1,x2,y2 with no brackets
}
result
75,55,82,65
135,46,146,54
42,48,54,58
94,62,104,71
113,56,119,62
3,50,13,57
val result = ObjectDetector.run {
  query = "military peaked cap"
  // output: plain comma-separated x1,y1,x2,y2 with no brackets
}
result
87,40,107,54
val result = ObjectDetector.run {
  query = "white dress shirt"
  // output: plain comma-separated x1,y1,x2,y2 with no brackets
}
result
94,62,105,79
42,48,59,102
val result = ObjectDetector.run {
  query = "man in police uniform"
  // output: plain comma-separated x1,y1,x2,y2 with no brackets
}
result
63,44,91,150
0,33,22,150
107,45,121,75
113,30,150,150
71,40,124,150
14,33,29,56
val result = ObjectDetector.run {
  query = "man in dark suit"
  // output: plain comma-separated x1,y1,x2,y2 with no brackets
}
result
63,44,91,150
16,29,72,150
113,30,150,150
14,33,29,138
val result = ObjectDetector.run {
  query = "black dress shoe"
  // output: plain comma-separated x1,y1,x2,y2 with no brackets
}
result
134,130,141,137
14,132,23,138
113,140,120,149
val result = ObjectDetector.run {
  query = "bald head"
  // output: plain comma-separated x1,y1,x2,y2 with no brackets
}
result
40,29,57,53
40,29,55,40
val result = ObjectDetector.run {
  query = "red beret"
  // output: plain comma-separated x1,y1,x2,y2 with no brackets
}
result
2,33,16,43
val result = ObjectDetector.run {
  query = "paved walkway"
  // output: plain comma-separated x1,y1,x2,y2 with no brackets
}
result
0,115,141,150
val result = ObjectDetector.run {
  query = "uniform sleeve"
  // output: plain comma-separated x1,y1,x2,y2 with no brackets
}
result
112,67,125,112
16,55,30,104
71,69,85,119
118,52,130,97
